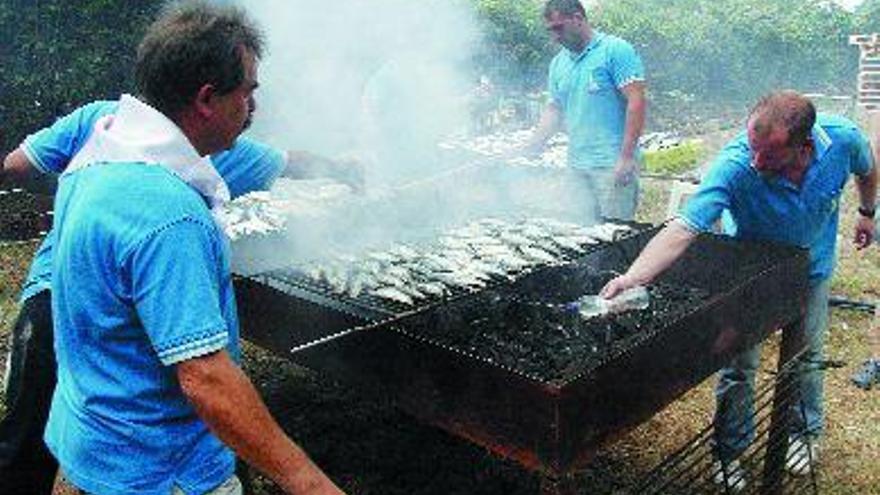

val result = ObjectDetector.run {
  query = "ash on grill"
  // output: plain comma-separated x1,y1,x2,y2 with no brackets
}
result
391,268,709,385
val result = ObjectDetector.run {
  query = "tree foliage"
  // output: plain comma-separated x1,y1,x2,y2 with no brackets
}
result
472,0,555,88
473,0,864,127
855,0,880,30
594,0,857,99
0,0,160,152
0,0,873,151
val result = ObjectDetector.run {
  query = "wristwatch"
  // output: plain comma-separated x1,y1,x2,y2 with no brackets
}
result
858,206,876,219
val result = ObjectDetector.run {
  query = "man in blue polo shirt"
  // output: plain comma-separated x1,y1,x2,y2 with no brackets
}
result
523,0,647,221
1,96,361,495
3,2,345,494
601,91,877,491
0,106,280,494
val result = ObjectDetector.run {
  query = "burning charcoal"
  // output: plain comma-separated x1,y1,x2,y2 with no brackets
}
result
397,277,709,383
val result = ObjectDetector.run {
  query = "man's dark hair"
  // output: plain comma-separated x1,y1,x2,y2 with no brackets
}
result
749,91,816,146
543,0,586,18
135,0,265,117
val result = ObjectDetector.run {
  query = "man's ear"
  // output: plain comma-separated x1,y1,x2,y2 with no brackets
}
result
194,84,217,118
804,137,815,153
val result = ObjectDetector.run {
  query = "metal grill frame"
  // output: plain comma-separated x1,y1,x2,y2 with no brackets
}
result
236,228,809,480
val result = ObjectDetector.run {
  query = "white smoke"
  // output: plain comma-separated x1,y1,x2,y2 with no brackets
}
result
229,0,601,273
241,0,481,183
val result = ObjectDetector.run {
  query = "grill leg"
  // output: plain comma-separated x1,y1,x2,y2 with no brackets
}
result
539,473,577,495
761,316,806,494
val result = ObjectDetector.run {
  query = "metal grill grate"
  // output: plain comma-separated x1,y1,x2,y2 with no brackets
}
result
247,224,645,323
236,229,810,479
634,353,819,495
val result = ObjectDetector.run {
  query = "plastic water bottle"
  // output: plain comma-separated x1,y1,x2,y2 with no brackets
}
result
565,286,651,320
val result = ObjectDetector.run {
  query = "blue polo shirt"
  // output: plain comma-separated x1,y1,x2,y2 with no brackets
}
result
680,114,874,282
547,31,645,169
45,163,240,494
19,100,284,301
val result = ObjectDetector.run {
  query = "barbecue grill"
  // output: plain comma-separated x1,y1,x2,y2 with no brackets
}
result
234,224,809,490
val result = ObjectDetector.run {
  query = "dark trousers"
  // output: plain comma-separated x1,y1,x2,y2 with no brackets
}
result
0,291,254,495
0,290,57,495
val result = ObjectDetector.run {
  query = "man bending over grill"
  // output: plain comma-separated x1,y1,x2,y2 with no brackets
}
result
601,91,877,490
0,2,345,494
519,0,647,221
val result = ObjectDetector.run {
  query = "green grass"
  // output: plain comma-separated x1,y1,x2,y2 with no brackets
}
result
644,140,707,175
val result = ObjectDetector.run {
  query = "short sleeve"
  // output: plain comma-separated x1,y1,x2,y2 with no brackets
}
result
608,39,645,89
129,218,229,366
21,101,118,175
212,137,285,198
848,127,874,177
678,142,746,232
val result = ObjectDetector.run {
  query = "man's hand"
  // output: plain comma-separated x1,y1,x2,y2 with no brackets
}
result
613,154,639,187
508,103,561,161
177,351,346,495
854,216,875,249
600,273,640,299
327,156,365,191
600,220,698,299
285,150,365,191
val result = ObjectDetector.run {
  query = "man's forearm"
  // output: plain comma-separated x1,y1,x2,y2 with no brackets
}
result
624,220,696,285
284,150,362,189
178,351,342,494
2,148,31,189
600,219,696,298
284,150,325,180
2,148,56,194
856,164,878,212
526,104,562,151
619,83,646,160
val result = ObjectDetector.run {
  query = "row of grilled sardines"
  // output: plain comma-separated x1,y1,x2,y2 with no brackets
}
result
216,179,354,241
438,129,569,169
295,218,632,306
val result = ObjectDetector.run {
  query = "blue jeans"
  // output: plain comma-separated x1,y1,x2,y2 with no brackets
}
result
713,278,830,461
